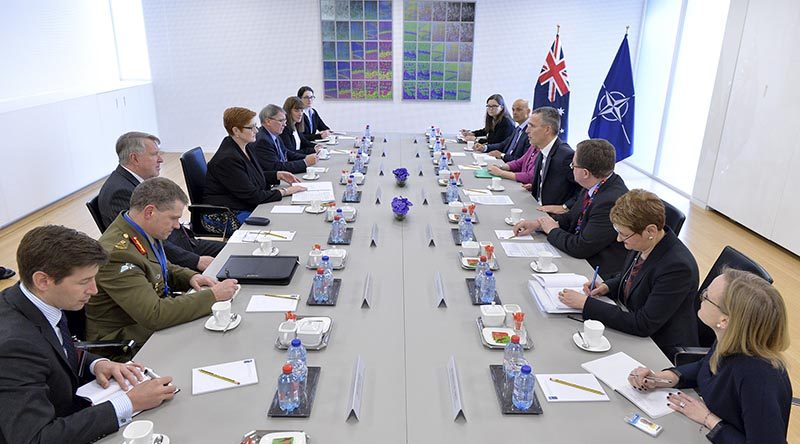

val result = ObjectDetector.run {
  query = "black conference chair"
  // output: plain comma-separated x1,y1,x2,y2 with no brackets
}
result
662,199,686,236
64,308,135,366
86,196,108,233
672,246,773,365
179,147,235,238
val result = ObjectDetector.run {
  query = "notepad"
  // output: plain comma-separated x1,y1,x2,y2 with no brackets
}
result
76,367,175,415
469,195,514,205
246,294,299,312
581,352,674,418
191,358,258,395
536,373,609,402
271,205,305,214
501,242,561,258
528,273,615,314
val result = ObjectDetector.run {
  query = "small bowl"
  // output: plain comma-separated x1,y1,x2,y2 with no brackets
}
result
480,304,506,327
461,241,480,257
297,321,324,347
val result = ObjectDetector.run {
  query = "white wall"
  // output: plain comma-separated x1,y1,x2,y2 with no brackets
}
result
141,0,644,152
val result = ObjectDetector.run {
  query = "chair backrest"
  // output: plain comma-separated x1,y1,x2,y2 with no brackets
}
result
180,147,207,204
86,196,107,233
695,246,773,346
662,199,686,236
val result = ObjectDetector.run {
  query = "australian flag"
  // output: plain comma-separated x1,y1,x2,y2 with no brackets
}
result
588,34,635,161
533,33,570,140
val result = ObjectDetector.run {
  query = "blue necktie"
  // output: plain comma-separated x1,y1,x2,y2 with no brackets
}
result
307,110,314,133
508,125,524,154
274,136,287,162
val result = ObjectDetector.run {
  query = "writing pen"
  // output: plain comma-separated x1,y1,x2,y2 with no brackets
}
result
566,314,584,323
263,293,300,300
589,266,600,293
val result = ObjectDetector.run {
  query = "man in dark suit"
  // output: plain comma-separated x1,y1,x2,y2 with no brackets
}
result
525,106,581,210
251,104,317,174
0,225,175,444
514,139,629,279
97,132,224,272
298,86,331,141
474,98,531,163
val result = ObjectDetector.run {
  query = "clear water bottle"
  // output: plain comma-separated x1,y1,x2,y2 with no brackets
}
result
429,125,436,140
352,154,364,174
330,215,346,242
459,207,468,223
433,137,442,153
278,363,300,412
345,178,357,200
320,255,335,291
503,335,527,381
512,365,535,410
480,270,496,304
364,124,371,140
458,216,474,242
446,180,459,203
474,255,489,298
311,268,328,303
287,338,308,382
438,153,449,172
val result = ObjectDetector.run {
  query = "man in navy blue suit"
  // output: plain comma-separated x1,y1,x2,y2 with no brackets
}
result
474,98,531,163
251,104,318,174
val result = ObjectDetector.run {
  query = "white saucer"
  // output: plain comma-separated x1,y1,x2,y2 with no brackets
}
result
120,434,169,444
504,217,524,226
318,155,330,160
253,246,279,256
305,206,326,214
205,314,241,332
572,333,611,352
487,185,505,191
302,174,319,180
530,261,558,273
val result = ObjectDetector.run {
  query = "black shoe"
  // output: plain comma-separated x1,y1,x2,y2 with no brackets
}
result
0,267,16,280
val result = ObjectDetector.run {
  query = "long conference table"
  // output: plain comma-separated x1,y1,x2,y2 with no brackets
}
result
98,133,709,443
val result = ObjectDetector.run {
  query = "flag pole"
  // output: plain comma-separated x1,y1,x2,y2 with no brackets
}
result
556,24,560,36
625,25,630,35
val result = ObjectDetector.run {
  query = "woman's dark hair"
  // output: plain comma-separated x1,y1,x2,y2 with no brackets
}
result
297,86,314,98
484,94,511,132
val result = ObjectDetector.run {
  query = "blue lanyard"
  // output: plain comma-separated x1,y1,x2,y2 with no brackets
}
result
123,212,170,297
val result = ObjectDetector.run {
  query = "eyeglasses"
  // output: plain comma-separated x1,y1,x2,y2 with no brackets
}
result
242,126,258,132
569,162,584,170
269,117,288,125
302,95,316,100
613,226,636,242
700,289,724,311
485,104,500,109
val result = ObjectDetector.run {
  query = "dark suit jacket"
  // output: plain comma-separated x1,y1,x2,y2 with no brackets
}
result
280,125,317,155
301,108,329,141
473,115,515,145
0,285,119,444
583,228,700,353
205,136,281,212
486,122,530,163
530,138,581,207
251,126,308,174
547,173,629,279
97,165,223,270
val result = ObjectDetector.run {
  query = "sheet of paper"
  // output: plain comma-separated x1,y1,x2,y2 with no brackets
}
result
494,230,533,240
270,205,306,214
306,167,328,174
536,374,609,402
299,181,334,191
292,189,336,204
463,188,493,196
229,230,296,243
458,164,480,171
468,195,514,205
500,242,562,258
245,294,299,312
449,151,467,157
191,358,258,395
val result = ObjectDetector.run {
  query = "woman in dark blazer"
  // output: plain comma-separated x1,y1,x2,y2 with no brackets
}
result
558,189,700,354
629,269,791,443
460,94,514,145
204,107,305,232
298,86,330,141
280,96,320,155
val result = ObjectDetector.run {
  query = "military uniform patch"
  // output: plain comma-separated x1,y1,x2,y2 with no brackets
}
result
119,263,137,273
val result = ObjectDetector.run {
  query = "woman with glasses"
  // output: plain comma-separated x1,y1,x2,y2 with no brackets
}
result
297,86,331,141
460,94,514,145
557,189,700,354
281,96,321,155
628,270,791,443
203,107,305,233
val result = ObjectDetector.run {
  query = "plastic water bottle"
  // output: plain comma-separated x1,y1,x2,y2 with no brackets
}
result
459,207,468,223
320,255,335,291
474,255,489,298
311,268,328,303
480,270,496,304
330,215,346,242
458,216,474,242
429,125,436,140
286,338,308,382
512,365,535,410
335,207,345,221
278,363,300,412
446,180,459,203
352,154,364,174
364,124,371,140
503,335,527,381
433,137,442,153
345,178,357,200
438,152,449,172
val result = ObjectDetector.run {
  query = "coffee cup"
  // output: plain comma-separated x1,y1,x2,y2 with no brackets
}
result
491,177,502,189
310,199,322,211
466,140,475,150
212,301,231,326
461,240,480,257
583,320,605,348
448,201,465,214
509,208,523,223
535,251,554,270
318,147,329,158
278,320,297,346
123,420,154,444
258,237,273,255
330,135,338,144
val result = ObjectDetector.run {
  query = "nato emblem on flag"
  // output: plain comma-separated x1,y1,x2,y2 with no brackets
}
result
533,33,570,140
589,34,635,162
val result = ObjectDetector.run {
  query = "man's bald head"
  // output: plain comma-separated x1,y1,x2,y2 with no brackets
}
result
511,99,531,125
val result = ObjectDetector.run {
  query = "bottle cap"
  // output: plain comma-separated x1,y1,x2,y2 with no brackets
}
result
313,244,321,250
347,179,353,183
334,215,341,220
283,363,293,374
521,365,532,374
485,271,493,277
336,208,343,213
479,255,487,262
291,338,301,347
316,268,324,274
461,208,468,213
465,217,472,222
322,255,330,261
511,335,520,344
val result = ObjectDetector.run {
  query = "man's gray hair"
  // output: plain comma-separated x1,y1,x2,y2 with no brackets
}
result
129,177,188,212
116,131,161,165
532,106,561,136
258,104,285,124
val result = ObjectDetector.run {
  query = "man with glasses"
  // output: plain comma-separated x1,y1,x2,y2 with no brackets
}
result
513,138,628,279
298,86,331,141
251,104,317,174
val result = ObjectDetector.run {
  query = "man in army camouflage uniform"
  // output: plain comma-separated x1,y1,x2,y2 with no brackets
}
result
87,178,238,359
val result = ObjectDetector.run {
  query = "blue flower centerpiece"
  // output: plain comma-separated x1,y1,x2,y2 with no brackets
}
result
391,196,413,221
392,167,409,187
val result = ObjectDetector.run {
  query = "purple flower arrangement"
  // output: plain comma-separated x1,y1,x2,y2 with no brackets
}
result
391,196,413,220
392,167,409,186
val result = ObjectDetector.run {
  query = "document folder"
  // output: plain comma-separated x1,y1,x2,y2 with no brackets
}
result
216,255,299,285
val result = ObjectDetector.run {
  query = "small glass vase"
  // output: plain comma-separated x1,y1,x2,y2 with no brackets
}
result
396,179,406,187
394,213,406,221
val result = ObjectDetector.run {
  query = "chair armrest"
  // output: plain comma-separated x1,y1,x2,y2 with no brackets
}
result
673,347,710,366
75,339,136,353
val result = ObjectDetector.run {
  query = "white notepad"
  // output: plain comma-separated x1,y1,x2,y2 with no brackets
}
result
501,242,562,258
581,352,674,418
270,205,305,214
192,358,258,395
245,294,299,312
536,373,609,402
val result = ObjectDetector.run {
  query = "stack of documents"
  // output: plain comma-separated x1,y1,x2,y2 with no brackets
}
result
528,273,615,313
291,181,335,204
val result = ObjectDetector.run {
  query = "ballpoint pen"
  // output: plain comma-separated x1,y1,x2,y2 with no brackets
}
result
589,266,600,293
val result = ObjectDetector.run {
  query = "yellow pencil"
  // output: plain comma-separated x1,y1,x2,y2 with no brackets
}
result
263,231,288,239
549,377,604,395
263,293,299,300
199,369,240,385
465,188,490,194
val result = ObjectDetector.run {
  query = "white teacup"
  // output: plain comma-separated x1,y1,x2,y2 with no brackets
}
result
258,238,273,255
278,320,297,346
462,240,480,257
509,208,523,223
466,140,475,150
310,199,322,211
491,177,502,189
318,147,329,157
583,320,605,348
534,251,554,269
212,301,231,326
448,201,465,214
123,420,154,444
